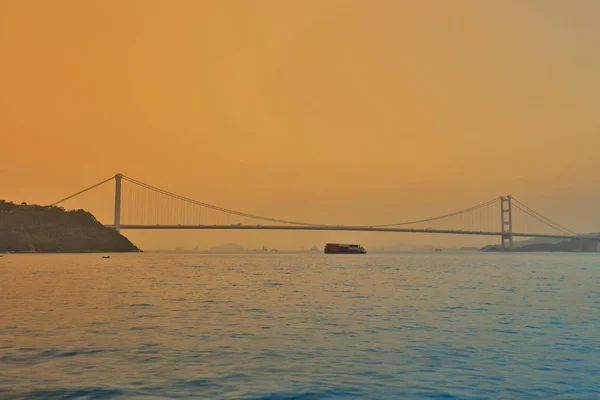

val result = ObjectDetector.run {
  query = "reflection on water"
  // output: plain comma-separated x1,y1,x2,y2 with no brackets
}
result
1,253,599,398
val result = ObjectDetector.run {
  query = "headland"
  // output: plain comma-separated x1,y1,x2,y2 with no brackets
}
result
0,200,140,253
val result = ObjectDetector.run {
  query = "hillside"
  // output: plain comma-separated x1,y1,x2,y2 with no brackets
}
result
208,243,245,253
481,237,599,252
0,200,140,253
512,237,563,247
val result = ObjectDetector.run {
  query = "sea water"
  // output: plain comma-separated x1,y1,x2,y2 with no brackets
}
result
1,252,599,399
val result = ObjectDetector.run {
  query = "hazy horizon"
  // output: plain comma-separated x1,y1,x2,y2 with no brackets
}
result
2,1,599,250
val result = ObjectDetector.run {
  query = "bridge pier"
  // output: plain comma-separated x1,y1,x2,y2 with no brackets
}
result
114,173,122,232
501,196,513,249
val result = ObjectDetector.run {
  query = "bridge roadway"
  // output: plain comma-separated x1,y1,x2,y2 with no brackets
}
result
107,224,599,241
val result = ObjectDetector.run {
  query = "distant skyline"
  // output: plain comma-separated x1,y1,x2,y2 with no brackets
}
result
2,1,599,249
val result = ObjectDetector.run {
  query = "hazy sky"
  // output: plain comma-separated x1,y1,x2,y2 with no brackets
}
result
1,1,599,249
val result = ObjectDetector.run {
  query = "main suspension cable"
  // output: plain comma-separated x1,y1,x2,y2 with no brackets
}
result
362,197,501,228
49,176,115,207
122,175,330,227
511,197,578,236
511,203,575,236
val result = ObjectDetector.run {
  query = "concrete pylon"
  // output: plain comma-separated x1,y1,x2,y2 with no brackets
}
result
114,173,122,232
501,195,513,249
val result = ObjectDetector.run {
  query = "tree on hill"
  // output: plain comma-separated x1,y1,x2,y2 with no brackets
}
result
0,201,140,252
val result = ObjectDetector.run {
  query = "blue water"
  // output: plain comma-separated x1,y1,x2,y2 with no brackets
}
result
1,252,599,399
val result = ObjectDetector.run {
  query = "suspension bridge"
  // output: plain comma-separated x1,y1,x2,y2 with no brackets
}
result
50,174,599,249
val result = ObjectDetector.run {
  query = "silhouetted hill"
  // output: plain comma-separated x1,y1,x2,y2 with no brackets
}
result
512,237,562,246
0,200,140,253
208,243,245,253
481,236,599,252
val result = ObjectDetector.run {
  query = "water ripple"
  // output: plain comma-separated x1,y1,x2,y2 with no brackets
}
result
1,253,599,399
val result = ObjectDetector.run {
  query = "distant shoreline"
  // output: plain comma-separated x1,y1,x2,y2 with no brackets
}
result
0,250,143,254
123,249,597,254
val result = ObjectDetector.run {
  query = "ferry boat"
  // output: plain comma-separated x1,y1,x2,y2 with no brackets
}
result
324,243,367,254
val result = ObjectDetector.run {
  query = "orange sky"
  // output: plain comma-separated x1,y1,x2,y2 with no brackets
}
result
1,1,599,249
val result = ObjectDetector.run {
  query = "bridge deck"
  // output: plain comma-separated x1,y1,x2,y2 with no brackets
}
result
106,224,597,241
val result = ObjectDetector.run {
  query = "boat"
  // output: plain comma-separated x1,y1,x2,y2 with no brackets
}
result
102,256,110,259
324,243,366,254
310,245,319,252
435,248,442,252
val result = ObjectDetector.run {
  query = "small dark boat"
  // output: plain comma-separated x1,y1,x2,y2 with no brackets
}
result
102,256,110,259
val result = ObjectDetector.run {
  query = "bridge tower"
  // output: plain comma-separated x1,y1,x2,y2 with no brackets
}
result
114,173,122,232
500,195,513,249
